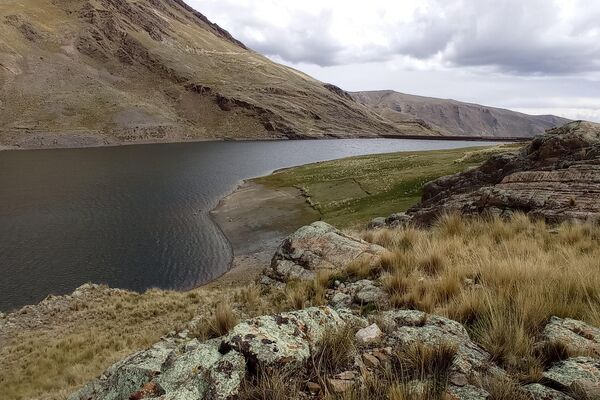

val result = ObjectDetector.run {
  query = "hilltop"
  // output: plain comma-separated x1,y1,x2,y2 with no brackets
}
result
0,0,432,149
353,90,570,138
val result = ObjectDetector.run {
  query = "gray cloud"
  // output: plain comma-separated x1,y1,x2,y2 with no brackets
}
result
194,0,600,75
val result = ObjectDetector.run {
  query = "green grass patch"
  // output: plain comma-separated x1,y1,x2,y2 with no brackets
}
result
254,145,520,228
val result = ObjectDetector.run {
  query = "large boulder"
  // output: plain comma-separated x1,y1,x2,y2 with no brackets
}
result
68,339,245,400
220,306,363,372
377,310,504,386
267,221,386,282
408,121,600,225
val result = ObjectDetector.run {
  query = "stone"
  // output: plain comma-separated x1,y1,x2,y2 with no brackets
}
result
385,212,412,228
347,280,386,305
541,317,600,356
355,323,383,345
328,378,354,393
524,383,575,400
334,370,358,380
407,121,600,225
362,353,380,368
445,384,490,399
306,381,321,394
377,310,504,383
329,292,352,309
267,221,386,282
221,307,355,372
542,357,600,397
367,217,386,230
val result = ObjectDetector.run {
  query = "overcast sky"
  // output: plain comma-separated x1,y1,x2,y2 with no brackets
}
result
191,0,600,122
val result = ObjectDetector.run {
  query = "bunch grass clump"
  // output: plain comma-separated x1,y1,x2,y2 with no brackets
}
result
359,213,600,377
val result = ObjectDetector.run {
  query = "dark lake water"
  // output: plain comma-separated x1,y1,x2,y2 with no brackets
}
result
0,139,497,311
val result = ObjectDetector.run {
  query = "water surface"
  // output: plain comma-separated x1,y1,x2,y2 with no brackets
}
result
0,139,497,311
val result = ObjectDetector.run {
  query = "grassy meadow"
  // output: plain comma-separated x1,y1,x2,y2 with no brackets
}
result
254,145,518,228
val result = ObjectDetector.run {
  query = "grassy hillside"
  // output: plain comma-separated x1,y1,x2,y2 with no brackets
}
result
254,145,520,227
0,0,433,149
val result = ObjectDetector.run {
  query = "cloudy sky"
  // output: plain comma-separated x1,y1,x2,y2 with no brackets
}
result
190,0,600,122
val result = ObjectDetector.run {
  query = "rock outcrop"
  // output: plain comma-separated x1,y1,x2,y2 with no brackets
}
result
377,310,505,386
407,121,600,225
220,307,361,372
70,306,361,400
68,338,246,400
265,221,386,283
68,303,600,400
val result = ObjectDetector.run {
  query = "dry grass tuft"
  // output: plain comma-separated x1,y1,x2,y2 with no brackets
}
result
239,369,300,400
311,326,357,377
360,214,600,377
208,302,238,338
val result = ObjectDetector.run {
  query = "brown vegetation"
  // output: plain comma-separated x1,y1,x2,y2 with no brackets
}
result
362,213,600,379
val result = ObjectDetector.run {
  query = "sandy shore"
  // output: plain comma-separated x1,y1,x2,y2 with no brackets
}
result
207,180,320,289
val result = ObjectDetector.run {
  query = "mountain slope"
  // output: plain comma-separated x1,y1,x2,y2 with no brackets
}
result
352,90,570,138
0,0,434,149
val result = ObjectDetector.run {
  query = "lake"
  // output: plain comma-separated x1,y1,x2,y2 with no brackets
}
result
0,139,498,311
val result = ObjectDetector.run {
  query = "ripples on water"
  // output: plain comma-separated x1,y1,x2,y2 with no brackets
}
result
0,139,498,311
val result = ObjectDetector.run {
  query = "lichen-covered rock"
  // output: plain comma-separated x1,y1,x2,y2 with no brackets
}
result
68,339,246,400
542,357,600,397
221,306,361,372
445,384,490,399
329,292,352,309
206,351,246,400
267,221,385,282
69,340,176,400
346,279,386,305
541,317,600,356
524,383,575,400
377,310,504,385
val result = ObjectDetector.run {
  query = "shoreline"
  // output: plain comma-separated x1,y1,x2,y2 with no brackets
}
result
0,133,524,152
206,179,320,290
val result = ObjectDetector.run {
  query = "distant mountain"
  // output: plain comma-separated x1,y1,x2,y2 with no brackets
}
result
352,90,570,138
0,0,434,149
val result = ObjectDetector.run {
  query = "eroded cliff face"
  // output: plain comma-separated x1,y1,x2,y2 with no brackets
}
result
0,0,433,149
406,121,600,225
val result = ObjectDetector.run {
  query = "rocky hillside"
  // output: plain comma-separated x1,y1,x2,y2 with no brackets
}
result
405,120,600,225
353,90,570,138
66,221,600,399
0,0,434,149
